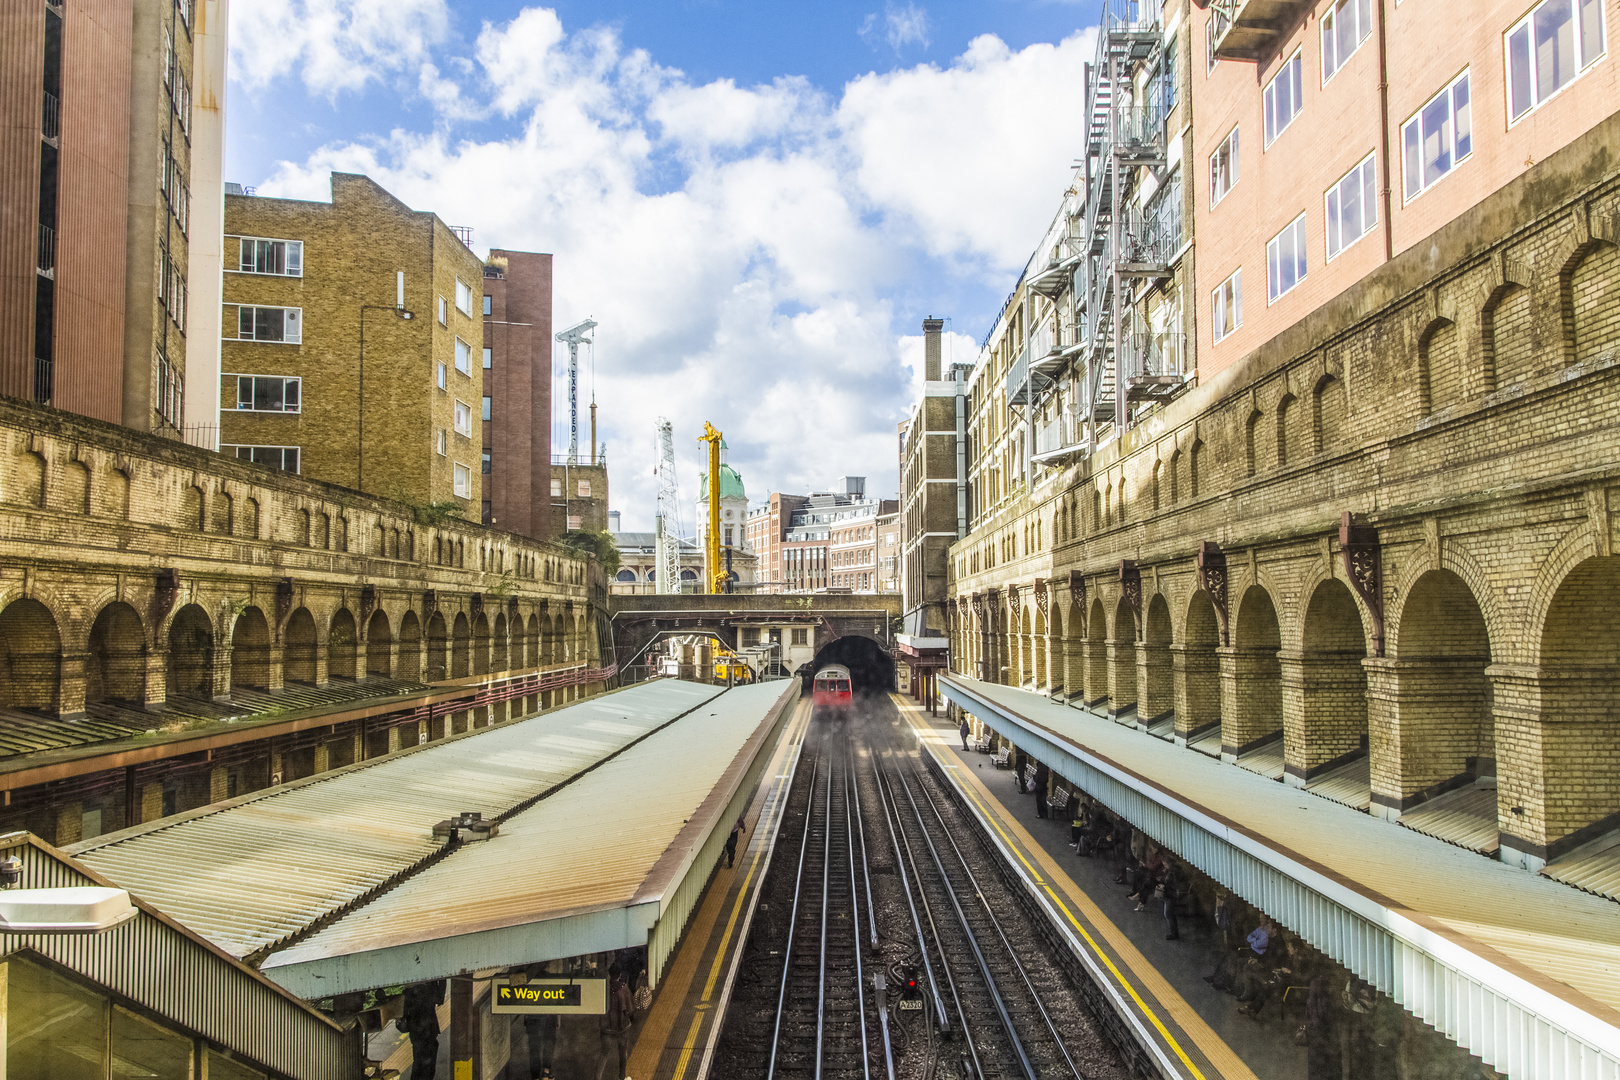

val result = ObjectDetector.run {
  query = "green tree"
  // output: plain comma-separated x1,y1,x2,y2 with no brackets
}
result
559,529,620,577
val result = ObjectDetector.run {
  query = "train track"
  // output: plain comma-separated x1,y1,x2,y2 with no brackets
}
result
713,701,1142,1080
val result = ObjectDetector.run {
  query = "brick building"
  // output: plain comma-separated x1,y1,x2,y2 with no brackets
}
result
0,0,228,444
481,249,552,538
218,173,486,512
550,455,609,534
898,318,970,634
877,510,901,593
745,492,809,592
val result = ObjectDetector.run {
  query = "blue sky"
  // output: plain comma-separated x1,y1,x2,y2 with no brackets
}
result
229,1,1098,531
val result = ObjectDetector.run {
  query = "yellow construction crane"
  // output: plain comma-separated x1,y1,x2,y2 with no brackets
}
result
698,422,725,594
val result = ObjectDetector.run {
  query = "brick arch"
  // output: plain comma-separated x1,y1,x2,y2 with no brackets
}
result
1141,592,1173,725
425,611,449,682
1312,374,1346,454
1181,588,1222,738
1559,236,1619,367
471,612,491,677
1290,577,1370,780
1109,593,1137,714
328,608,358,680
284,608,319,685
526,613,541,668
1482,280,1534,390
1417,317,1461,416
87,601,147,706
1385,538,1511,661
366,609,392,677
492,612,509,672
1275,393,1299,468
1519,521,1602,668
1085,596,1108,705
168,603,214,699
1228,584,1283,755
397,610,422,680
451,611,472,678
229,606,272,691
0,597,63,714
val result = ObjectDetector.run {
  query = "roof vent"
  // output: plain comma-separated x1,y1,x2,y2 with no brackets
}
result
433,811,499,843
0,887,137,933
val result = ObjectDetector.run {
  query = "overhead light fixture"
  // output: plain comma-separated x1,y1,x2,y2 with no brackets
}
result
0,886,138,933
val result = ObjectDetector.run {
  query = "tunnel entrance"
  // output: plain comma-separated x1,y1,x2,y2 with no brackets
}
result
806,635,895,695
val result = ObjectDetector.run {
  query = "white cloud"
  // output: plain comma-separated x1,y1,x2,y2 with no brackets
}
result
860,3,932,53
231,0,452,96
246,7,1089,529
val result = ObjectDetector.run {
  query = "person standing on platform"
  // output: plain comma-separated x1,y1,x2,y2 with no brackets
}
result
400,980,445,1080
1014,749,1027,793
1033,761,1050,817
523,1012,558,1080
959,717,970,750
597,972,635,1080
725,814,746,868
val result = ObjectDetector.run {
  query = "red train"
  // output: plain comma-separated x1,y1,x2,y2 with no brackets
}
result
811,664,853,718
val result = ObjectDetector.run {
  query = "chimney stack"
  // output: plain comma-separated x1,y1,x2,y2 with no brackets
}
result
923,317,944,382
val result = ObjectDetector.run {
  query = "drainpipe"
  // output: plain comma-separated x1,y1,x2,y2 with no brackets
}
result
1376,0,1394,262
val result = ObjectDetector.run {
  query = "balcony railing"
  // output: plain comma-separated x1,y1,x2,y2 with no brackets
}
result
1102,0,1162,36
1112,104,1167,160
1117,206,1179,276
1122,332,1187,402
33,356,52,405
42,91,59,141
448,225,475,248
1208,0,1310,62
37,223,54,274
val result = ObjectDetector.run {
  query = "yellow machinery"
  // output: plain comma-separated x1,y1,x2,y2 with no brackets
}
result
712,647,755,685
698,421,725,594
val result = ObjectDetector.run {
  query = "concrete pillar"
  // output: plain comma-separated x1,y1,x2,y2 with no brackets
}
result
1218,646,1282,759
212,636,233,700
314,743,331,774
353,639,369,681
387,725,403,753
313,649,329,687
1171,643,1220,741
1280,650,1368,785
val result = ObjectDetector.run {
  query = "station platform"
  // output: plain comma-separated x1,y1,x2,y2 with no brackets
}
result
940,674,1620,1080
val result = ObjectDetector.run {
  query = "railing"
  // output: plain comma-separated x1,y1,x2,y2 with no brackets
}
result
33,356,52,405
448,225,475,248
1102,0,1163,34
180,423,218,450
37,223,54,273
550,452,608,467
1121,332,1187,400
42,91,59,140
1112,104,1167,156
1117,205,1180,272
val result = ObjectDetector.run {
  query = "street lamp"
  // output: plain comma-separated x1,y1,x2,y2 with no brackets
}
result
358,303,415,491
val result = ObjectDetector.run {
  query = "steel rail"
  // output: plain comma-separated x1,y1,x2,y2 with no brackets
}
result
766,758,821,1080
844,761,876,1080
816,758,832,1080
914,760,1086,1080
896,767,1038,1080
850,748,881,950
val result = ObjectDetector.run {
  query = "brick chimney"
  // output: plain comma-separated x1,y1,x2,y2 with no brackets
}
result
923,317,944,382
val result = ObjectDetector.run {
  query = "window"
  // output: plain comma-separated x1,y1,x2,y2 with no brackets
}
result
453,399,472,437
482,294,492,315
238,237,302,276
1267,214,1308,302
224,444,300,472
1213,269,1243,343
1326,152,1378,259
436,429,447,456
453,462,472,499
482,448,491,474
455,279,473,315
482,347,492,369
578,479,591,497
455,337,470,374
1507,0,1604,121
1207,7,1227,72
1210,126,1239,205
235,375,300,412
437,363,446,390
481,396,491,422
724,525,734,546
551,478,563,497
1322,0,1373,82
437,296,447,324
1264,51,1304,145
235,306,301,343
1402,72,1472,200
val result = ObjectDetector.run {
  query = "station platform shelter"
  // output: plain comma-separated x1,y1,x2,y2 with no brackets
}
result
63,677,798,1078
941,674,1620,1080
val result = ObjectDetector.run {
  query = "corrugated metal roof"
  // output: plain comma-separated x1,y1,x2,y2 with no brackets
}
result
1304,755,1371,812
1399,783,1499,855
260,681,792,995
70,680,723,960
1236,741,1284,781
1545,835,1620,904
944,677,1620,1080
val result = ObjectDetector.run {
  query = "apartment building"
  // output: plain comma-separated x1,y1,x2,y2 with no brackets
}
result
0,0,227,442
745,491,811,592
481,249,552,538
218,173,485,510
877,511,901,593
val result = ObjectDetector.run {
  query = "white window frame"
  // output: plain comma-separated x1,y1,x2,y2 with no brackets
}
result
453,399,472,438
1264,50,1305,147
455,279,473,316
1326,152,1378,260
482,347,492,369
223,444,300,473
453,462,472,499
233,374,301,413
437,362,446,390
234,236,303,277
454,337,471,375
551,478,563,497
579,479,591,498
437,296,447,325
233,305,302,344
1402,71,1473,202
1267,213,1309,303
1213,269,1243,344
1210,126,1240,206
1505,0,1606,124
1322,0,1374,84
436,429,447,456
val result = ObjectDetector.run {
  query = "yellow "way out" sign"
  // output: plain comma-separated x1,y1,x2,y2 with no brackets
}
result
491,978,607,1015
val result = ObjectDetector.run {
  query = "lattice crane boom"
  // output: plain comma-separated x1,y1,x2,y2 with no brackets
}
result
654,417,680,595
555,318,597,465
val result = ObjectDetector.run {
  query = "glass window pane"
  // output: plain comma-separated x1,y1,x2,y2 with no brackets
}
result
1535,0,1575,100
1403,117,1421,197
1322,11,1337,77
238,306,252,338
1294,217,1308,282
1337,3,1355,69
1422,94,1451,187
1291,54,1302,111
286,448,299,473
482,347,491,369
1357,0,1372,44
237,376,252,410
1580,0,1605,64
7,956,109,1080
113,1005,193,1079
1362,157,1378,226
284,379,299,410
1509,25,1534,117
1327,188,1342,257
1453,77,1471,159
204,1049,265,1080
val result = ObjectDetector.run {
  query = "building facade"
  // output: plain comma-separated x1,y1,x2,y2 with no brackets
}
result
481,248,552,538
550,456,609,535
697,462,758,589
611,521,703,593
877,510,901,593
218,173,485,512
0,0,227,443
745,491,810,592
899,318,970,635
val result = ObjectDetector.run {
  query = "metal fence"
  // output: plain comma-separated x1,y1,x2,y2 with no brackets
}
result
42,90,59,140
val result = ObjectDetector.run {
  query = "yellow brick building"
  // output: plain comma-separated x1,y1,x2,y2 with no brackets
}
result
218,173,485,510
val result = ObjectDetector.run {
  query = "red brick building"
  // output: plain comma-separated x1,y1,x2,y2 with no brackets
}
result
481,249,553,538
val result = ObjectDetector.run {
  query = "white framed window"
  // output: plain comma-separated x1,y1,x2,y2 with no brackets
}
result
1264,51,1304,146
1210,126,1239,205
1506,0,1605,122
437,296,447,325
455,280,473,316
224,444,300,472
482,347,492,369
482,294,492,316
1326,152,1378,259
1213,269,1243,343
453,462,472,499
234,305,301,343
578,479,591,498
453,399,473,437
237,237,302,276
1267,214,1308,302
234,375,300,412
454,337,470,374
436,429,447,456
1207,8,1227,72
551,478,563,497
1402,71,1472,201
437,362,446,390
1322,0,1373,83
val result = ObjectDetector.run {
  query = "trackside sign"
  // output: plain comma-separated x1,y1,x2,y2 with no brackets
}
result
491,978,607,1015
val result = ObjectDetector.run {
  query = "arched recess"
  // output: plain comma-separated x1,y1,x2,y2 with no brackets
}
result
1418,319,1462,416
1484,283,1533,389
1085,598,1109,707
1108,596,1138,716
284,609,319,685
1523,556,1620,860
492,613,509,672
328,609,357,680
1383,571,1493,813
1139,594,1173,726
87,602,147,705
1061,599,1084,697
230,607,271,691
167,604,214,698
1244,410,1262,476
451,612,472,679
1226,585,1282,756
1275,394,1297,468
471,613,491,677
425,612,448,682
1566,240,1620,365
0,598,62,713
1177,591,1222,739
397,611,422,681
1023,603,1039,687
1312,375,1346,454
366,609,392,678
526,614,541,669
1287,579,1369,783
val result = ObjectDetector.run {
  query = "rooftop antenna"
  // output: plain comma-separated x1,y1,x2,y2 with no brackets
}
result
555,318,597,465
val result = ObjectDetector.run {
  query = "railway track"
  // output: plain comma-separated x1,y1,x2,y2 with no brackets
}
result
713,701,1142,1080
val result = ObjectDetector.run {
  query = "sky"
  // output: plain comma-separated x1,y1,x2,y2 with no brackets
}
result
227,0,1100,533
